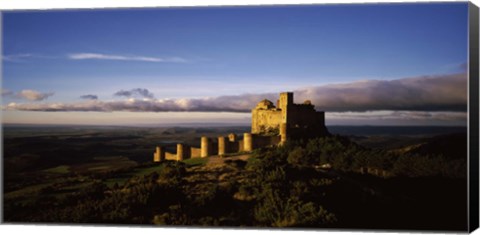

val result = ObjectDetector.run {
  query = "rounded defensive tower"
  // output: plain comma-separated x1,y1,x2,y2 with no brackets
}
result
228,133,237,142
154,146,166,162
201,136,210,158
218,136,226,156
280,123,288,145
176,144,184,161
153,147,160,162
243,133,253,152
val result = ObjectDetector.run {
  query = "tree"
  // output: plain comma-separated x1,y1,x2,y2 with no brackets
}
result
287,147,307,165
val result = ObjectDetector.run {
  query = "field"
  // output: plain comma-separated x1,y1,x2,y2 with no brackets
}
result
2,124,468,230
3,125,247,205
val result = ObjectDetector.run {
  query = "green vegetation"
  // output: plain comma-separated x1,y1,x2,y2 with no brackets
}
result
4,182,55,199
276,135,466,179
3,126,467,230
104,163,165,187
133,164,165,175
43,165,70,174
183,157,208,166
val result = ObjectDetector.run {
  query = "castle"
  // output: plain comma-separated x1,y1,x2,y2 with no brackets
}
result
153,92,328,162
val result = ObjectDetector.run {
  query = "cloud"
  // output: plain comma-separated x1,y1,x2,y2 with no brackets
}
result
326,110,467,122
68,53,187,63
114,88,155,99
15,90,54,101
4,98,248,112
1,89,14,96
3,53,56,62
324,110,467,125
2,89,54,101
293,72,467,112
80,94,98,100
3,54,33,62
3,73,467,114
4,101,466,126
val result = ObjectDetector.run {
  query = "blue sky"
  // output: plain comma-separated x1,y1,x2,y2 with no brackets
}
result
1,3,469,125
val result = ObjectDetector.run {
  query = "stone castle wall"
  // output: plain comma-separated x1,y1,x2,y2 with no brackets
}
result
251,109,282,134
288,104,325,128
153,133,280,162
164,152,178,161
190,147,201,158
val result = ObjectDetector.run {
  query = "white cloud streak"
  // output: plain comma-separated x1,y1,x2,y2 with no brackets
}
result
2,53,58,62
68,53,187,63
2,54,33,62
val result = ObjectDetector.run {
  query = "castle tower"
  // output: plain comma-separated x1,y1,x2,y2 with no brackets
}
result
153,146,165,162
177,144,185,161
153,148,160,162
243,133,253,152
279,92,293,124
228,133,237,142
218,136,226,156
201,136,211,158
280,123,288,145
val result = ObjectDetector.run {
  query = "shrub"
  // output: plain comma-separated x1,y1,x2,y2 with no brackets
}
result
254,188,336,227
287,147,307,166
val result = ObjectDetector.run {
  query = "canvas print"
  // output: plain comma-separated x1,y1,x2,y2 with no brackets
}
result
1,2,477,232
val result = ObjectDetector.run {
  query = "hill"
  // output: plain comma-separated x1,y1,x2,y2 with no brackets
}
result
404,133,467,160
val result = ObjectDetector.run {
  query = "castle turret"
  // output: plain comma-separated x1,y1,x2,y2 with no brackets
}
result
153,146,165,162
243,133,253,152
279,92,293,124
280,123,288,145
153,148,160,162
218,136,226,156
177,144,185,161
201,136,211,158
228,133,239,152
228,133,237,142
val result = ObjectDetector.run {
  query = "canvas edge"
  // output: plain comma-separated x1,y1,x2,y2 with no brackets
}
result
468,1,480,233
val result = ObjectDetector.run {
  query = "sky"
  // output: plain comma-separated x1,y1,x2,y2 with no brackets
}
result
1,2,470,126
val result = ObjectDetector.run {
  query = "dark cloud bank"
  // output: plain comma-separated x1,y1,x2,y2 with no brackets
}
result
297,72,467,112
114,88,155,99
80,94,98,100
5,73,467,113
